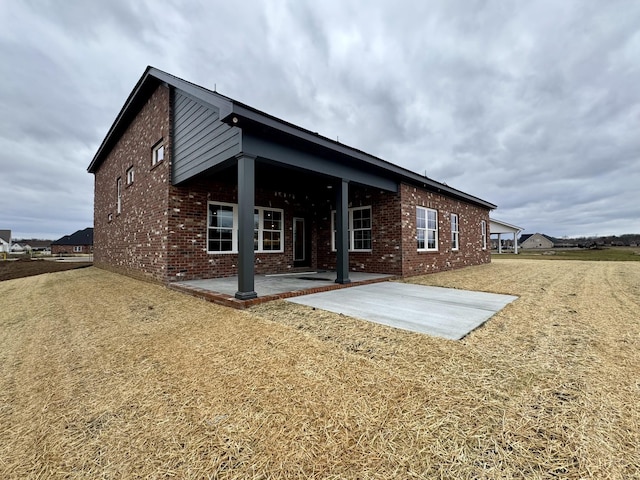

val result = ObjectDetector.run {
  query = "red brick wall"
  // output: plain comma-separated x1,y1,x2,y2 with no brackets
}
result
164,178,321,281
93,84,491,283
93,84,172,282
51,245,92,255
399,183,491,276
316,186,404,275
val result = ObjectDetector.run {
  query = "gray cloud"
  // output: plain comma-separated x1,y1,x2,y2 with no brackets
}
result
1,0,639,239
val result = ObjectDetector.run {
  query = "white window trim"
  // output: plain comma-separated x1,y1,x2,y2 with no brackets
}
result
417,206,438,252
207,201,237,254
73,246,82,253
126,166,134,185
451,213,459,251
116,177,122,215
481,220,487,250
152,141,165,166
206,201,284,254
254,207,285,253
331,206,373,252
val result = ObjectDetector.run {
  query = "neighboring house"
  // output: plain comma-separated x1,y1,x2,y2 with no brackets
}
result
0,229,10,253
51,228,94,255
18,239,52,253
10,243,25,253
88,66,497,300
520,233,554,249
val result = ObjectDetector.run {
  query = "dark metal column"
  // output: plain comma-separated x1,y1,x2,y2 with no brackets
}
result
235,154,258,300
335,178,351,284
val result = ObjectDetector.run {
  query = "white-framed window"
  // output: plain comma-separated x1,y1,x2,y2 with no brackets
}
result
451,213,459,251
254,208,284,252
116,177,122,214
73,246,82,253
207,202,284,253
417,207,438,251
208,202,236,253
481,220,487,250
126,166,135,185
331,206,372,252
152,141,165,166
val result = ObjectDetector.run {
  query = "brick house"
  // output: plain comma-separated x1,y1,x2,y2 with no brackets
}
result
51,228,93,255
88,67,496,300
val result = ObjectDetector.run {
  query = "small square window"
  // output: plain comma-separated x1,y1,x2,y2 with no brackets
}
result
152,142,165,166
126,166,134,185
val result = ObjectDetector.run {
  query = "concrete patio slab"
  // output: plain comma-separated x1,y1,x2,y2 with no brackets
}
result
179,271,392,297
287,282,518,340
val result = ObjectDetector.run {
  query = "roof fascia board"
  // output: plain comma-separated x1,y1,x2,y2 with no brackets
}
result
243,133,398,192
88,66,234,173
490,219,524,233
225,104,495,209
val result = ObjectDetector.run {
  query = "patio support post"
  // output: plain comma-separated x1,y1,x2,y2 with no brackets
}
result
498,233,502,253
514,232,519,254
335,178,351,284
235,153,258,300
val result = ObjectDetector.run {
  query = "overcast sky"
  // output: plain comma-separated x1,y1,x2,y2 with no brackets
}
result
1,0,639,240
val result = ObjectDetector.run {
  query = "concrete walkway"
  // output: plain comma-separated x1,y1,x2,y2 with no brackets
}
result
287,282,518,340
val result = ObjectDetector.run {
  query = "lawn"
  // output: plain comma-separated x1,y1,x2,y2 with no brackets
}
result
1,259,638,478
496,246,640,261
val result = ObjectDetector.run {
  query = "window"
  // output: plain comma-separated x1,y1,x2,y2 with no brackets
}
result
351,207,372,250
257,208,283,251
126,166,135,185
451,213,459,250
481,220,487,250
331,206,372,251
73,246,82,253
152,142,165,166
417,207,438,251
116,177,122,214
208,202,235,252
207,202,284,253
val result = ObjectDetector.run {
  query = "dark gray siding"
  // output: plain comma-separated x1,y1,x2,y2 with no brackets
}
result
172,90,241,184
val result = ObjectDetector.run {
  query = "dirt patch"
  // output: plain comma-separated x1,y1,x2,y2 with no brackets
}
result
0,260,638,478
0,258,92,282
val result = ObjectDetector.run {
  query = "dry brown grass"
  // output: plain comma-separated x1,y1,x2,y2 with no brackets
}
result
1,259,638,479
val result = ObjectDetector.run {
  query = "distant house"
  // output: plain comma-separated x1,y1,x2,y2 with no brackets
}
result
51,228,94,255
18,239,52,253
0,229,10,253
520,233,554,249
87,66,497,299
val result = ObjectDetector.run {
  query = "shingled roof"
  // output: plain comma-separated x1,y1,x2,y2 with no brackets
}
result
51,228,94,246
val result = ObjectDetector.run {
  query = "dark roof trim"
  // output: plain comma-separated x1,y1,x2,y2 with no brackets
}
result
88,66,496,210
221,99,495,209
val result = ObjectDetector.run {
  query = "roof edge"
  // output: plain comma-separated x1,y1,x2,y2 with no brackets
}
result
87,67,496,210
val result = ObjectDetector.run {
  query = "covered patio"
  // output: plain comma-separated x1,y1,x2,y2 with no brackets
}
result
490,218,524,254
170,271,394,309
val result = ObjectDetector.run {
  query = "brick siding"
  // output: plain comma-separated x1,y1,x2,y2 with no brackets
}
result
93,85,491,283
93,84,172,282
51,245,93,255
400,183,491,276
